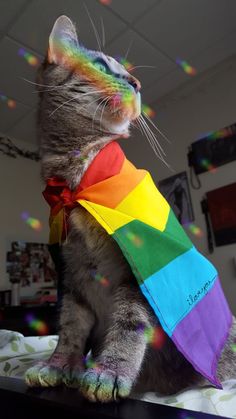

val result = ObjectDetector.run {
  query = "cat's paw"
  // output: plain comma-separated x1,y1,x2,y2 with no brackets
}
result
79,367,132,402
25,362,47,386
25,361,64,387
63,366,84,388
25,353,69,387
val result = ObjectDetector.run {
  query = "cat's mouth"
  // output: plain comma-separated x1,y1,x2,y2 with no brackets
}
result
97,91,141,124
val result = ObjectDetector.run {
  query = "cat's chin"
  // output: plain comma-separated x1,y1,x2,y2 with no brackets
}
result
102,118,130,137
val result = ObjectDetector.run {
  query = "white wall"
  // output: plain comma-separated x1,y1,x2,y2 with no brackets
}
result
121,55,236,314
0,146,49,295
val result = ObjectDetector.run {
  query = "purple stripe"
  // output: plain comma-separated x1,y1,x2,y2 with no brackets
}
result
172,277,232,387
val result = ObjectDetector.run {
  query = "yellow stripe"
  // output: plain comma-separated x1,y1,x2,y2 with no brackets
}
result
78,200,133,234
116,172,170,232
78,173,170,234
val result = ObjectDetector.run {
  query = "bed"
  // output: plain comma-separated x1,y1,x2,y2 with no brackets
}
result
1,329,236,418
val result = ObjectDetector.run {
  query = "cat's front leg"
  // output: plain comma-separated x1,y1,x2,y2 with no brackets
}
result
80,287,149,402
25,293,95,387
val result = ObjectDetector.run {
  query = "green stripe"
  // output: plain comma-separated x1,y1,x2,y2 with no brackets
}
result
113,210,193,285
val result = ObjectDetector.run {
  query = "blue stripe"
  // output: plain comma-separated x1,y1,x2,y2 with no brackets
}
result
140,247,217,336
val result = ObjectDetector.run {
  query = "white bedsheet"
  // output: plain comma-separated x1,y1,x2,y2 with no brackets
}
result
134,382,236,418
0,330,236,418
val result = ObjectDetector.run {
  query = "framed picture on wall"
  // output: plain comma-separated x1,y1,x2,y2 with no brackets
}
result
158,171,194,225
206,182,236,246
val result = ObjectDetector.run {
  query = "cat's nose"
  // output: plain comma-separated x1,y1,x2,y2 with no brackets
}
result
127,76,141,93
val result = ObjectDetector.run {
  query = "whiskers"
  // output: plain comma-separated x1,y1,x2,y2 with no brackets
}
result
142,111,171,144
130,65,156,72
84,3,102,52
91,94,112,131
136,113,173,171
99,96,112,130
49,89,106,117
22,78,74,94
100,17,106,48
124,40,134,61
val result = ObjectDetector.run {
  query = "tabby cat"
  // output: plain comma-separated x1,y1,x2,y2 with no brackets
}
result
25,15,236,402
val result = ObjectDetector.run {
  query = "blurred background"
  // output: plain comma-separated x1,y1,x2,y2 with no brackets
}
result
0,0,235,312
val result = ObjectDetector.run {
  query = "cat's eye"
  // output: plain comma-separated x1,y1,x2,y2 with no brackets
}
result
93,58,111,75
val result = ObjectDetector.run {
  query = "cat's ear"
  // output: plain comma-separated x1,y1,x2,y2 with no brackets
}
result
48,15,79,64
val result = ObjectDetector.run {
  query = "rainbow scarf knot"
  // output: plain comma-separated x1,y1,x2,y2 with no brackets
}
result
43,178,83,213
43,141,232,387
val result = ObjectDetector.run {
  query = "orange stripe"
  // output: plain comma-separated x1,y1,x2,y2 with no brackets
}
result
76,158,146,209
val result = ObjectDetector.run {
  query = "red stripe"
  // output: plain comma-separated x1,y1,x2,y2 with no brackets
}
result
79,141,125,190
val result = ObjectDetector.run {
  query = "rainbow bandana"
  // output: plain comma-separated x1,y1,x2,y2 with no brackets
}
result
43,141,232,387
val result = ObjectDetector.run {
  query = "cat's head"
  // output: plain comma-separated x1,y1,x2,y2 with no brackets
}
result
38,15,141,146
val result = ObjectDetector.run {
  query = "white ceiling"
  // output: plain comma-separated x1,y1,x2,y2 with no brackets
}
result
1,0,236,145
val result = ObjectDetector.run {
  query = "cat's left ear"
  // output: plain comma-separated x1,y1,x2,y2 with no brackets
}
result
48,15,79,64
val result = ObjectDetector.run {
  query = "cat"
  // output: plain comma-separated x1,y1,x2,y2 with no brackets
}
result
25,15,236,402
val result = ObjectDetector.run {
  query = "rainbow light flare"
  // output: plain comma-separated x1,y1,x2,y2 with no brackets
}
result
83,355,98,369
124,229,143,248
115,56,134,72
179,413,195,419
70,149,81,156
21,211,42,231
141,103,155,118
137,324,166,349
0,92,16,109
99,0,112,4
205,127,233,140
176,58,197,76
231,343,236,353
91,270,110,287
70,149,89,162
200,158,217,173
50,38,135,112
184,223,203,238
25,313,49,335
18,48,39,67
110,92,122,108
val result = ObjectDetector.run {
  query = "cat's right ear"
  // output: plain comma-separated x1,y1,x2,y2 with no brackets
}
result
48,15,79,65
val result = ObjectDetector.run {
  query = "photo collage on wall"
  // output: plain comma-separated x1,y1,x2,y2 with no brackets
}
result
6,241,57,287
